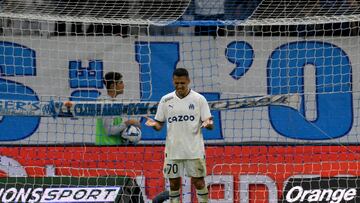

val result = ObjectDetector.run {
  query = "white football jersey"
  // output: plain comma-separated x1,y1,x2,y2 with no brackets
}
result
155,90,212,159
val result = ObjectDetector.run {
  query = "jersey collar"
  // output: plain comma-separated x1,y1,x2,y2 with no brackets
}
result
175,89,191,99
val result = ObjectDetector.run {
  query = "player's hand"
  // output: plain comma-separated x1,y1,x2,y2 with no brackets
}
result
143,116,163,131
63,101,73,108
125,119,141,127
144,116,157,127
201,118,214,129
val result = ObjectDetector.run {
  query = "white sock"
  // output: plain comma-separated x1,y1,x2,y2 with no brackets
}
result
196,187,209,203
169,189,180,203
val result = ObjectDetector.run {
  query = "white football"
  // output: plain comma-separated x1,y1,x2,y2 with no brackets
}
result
122,125,142,144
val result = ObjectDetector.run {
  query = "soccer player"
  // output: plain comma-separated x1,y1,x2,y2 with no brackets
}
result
95,71,140,145
145,68,214,203
64,71,140,145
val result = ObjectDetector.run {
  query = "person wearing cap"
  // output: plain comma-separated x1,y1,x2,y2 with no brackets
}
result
95,71,140,145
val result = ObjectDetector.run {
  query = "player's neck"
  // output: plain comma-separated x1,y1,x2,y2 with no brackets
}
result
176,88,190,99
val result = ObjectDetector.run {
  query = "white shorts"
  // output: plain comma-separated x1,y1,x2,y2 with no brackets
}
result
163,158,207,179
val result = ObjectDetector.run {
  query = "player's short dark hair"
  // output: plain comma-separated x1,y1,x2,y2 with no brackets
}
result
104,72,123,89
173,68,189,77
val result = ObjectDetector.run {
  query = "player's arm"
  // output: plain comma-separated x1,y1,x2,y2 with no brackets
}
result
103,117,127,136
200,96,214,130
105,117,141,135
144,97,166,131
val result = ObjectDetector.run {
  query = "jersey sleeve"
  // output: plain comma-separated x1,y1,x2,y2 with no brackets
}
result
154,98,166,122
200,96,212,121
96,94,128,136
102,117,127,136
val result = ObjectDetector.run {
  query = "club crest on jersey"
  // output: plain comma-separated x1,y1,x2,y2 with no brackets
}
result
188,104,195,110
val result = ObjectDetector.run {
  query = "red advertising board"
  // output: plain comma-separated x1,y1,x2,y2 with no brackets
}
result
0,145,359,202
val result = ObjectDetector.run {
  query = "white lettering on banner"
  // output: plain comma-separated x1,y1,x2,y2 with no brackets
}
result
205,175,234,203
239,175,278,203
0,187,40,202
2,188,17,202
0,187,119,203
285,186,356,203
40,187,120,202
0,156,27,177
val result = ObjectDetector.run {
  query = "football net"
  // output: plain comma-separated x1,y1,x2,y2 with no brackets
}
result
0,0,360,202
0,0,190,25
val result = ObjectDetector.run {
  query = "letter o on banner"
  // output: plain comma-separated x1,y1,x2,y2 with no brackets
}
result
286,186,303,203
